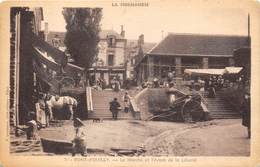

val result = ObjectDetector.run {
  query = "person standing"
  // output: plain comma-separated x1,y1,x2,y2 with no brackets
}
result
122,92,131,113
72,118,87,156
43,93,51,127
208,77,216,98
109,98,121,120
153,77,159,88
241,92,251,139
35,93,50,128
74,73,81,87
60,52,68,74
26,112,38,140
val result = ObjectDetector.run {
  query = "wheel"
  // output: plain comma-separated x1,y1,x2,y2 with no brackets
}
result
181,100,204,122
181,102,193,122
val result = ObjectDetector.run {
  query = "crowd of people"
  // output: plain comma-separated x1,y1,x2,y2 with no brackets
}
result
92,75,127,92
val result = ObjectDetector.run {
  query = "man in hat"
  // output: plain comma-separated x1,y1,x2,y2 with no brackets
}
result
72,118,87,156
109,98,121,120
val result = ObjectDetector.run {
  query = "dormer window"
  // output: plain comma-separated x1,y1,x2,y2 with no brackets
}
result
107,35,116,47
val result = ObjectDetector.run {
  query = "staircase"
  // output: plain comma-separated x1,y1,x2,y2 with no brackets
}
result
201,90,241,119
88,89,134,120
10,139,42,154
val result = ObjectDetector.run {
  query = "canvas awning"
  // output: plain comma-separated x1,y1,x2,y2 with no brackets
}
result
184,69,225,76
223,67,243,74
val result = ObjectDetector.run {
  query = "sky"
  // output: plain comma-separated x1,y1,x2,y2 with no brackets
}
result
43,3,250,43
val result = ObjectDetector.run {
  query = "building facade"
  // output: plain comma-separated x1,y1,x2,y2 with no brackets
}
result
135,33,250,84
47,27,127,87
89,28,127,86
10,7,45,126
125,34,156,83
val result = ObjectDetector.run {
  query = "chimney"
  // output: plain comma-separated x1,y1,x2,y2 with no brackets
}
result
120,25,125,38
44,22,48,41
138,34,144,46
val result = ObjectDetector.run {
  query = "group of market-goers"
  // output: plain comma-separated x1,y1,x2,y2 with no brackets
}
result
204,75,224,98
92,75,123,92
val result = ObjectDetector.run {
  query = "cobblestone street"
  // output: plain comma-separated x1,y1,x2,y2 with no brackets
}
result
10,119,249,156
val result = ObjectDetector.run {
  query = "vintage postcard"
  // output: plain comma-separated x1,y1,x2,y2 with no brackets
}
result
0,0,260,167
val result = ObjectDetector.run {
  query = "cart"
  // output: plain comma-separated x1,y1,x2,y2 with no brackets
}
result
147,89,209,122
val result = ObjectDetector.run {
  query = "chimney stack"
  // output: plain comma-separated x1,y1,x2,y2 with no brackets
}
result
44,22,48,41
120,25,125,38
138,34,144,46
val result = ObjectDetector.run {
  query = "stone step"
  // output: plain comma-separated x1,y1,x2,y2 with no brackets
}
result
207,107,233,111
206,103,230,106
211,116,241,119
210,114,240,117
209,109,234,111
210,111,240,115
207,104,233,108
91,90,134,120
211,114,241,118
205,99,228,102
209,110,234,113
208,108,233,111
88,113,133,118
10,139,42,153
88,112,111,115
88,117,133,120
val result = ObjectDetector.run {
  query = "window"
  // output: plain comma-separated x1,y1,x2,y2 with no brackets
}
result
108,54,114,66
108,38,113,47
107,35,116,47
131,58,135,66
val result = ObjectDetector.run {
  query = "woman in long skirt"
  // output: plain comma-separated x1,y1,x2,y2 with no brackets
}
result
35,93,47,127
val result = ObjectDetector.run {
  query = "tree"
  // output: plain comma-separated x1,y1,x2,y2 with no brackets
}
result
62,8,102,69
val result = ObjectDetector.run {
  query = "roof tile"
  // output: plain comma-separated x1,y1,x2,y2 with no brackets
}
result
149,33,250,56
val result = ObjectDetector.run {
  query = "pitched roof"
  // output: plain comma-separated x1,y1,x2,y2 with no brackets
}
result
126,39,138,48
142,42,157,54
47,29,124,46
148,33,250,56
125,40,156,58
99,29,124,39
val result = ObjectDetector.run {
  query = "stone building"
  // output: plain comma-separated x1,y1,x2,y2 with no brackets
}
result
10,7,45,126
125,34,156,81
47,27,127,87
233,47,251,80
89,27,127,86
135,33,250,84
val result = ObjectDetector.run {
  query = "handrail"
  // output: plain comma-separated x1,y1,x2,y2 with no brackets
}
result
86,87,93,111
130,98,140,112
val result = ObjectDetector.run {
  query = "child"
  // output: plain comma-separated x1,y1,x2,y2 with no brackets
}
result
72,118,87,156
26,112,38,140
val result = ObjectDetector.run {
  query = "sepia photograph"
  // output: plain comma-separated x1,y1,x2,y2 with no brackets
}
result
1,0,260,166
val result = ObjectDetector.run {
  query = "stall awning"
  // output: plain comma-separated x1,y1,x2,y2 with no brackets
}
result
224,67,243,74
184,69,225,76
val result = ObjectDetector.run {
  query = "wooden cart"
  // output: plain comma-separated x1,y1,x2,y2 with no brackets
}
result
148,90,209,122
